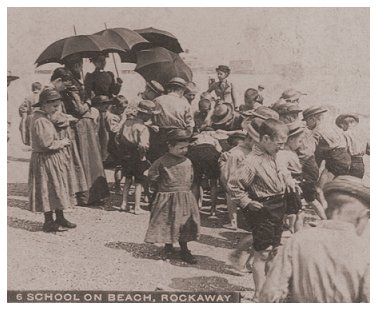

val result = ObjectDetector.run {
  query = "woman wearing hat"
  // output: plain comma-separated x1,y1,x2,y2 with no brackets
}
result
84,54,123,161
53,65,109,206
28,87,76,232
207,65,236,108
116,100,160,214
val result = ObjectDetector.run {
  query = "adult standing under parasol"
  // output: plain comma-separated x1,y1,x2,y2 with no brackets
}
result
84,54,123,162
34,33,126,205
57,56,109,206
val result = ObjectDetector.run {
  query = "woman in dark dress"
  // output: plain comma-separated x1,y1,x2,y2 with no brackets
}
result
84,54,123,162
57,56,109,205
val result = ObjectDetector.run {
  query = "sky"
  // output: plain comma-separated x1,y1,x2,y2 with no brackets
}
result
8,7,369,74
6,7,370,115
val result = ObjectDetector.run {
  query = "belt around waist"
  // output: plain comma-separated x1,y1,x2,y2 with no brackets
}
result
254,194,285,202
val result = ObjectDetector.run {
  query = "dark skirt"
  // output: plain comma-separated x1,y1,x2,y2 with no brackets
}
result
75,118,109,204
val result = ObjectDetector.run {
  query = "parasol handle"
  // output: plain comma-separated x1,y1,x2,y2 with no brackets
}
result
104,23,120,79
73,25,85,81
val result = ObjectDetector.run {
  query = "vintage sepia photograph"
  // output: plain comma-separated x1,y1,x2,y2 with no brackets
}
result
6,3,371,303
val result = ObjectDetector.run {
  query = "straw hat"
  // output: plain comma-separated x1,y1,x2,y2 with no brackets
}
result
335,113,359,128
280,88,307,101
211,102,234,125
302,106,328,121
136,100,161,115
33,87,62,107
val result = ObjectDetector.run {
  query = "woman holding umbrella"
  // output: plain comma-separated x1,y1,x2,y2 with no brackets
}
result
58,56,110,206
84,54,123,162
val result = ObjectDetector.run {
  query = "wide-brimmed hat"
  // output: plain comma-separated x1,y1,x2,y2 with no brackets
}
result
281,88,307,101
241,106,279,120
323,175,370,207
229,131,246,140
7,70,19,82
335,113,360,128
91,95,113,106
136,100,161,115
242,118,262,142
166,128,196,142
33,87,62,107
166,77,187,89
244,88,259,102
216,65,231,74
184,81,198,94
146,80,165,95
287,121,305,137
276,102,303,115
302,106,328,120
211,102,234,125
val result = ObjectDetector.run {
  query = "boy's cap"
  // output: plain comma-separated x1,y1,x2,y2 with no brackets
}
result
302,106,328,120
216,65,231,74
276,102,303,115
211,102,234,125
146,80,165,95
185,81,198,94
280,88,307,101
166,77,188,89
335,113,360,128
287,121,305,137
137,100,161,115
323,175,370,207
241,106,279,120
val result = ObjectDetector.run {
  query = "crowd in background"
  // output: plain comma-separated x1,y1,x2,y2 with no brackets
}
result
7,54,370,302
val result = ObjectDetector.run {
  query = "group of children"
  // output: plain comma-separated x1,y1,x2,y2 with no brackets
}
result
24,62,369,295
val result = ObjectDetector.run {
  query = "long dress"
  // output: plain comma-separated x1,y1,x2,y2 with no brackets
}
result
145,153,200,244
50,111,88,197
84,70,121,161
60,75,109,205
28,111,73,212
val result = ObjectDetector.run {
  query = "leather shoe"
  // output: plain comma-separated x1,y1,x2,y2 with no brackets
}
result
43,221,60,233
180,250,197,264
161,249,174,261
55,218,77,229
